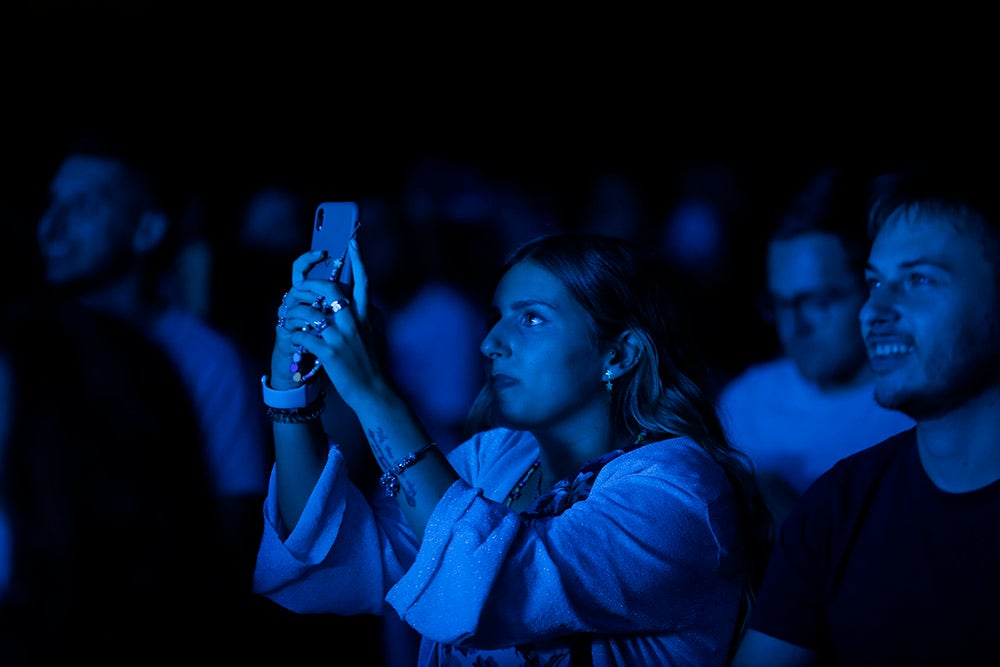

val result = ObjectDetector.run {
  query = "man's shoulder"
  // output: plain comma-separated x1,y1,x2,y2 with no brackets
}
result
150,307,252,381
719,358,799,402
830,427,915,470
154,307,246,355
803,427,917,500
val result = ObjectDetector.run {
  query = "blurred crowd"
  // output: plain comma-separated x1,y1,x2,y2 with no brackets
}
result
0,125,921,663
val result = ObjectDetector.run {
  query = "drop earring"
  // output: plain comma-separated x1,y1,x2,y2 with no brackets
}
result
604,368,614,392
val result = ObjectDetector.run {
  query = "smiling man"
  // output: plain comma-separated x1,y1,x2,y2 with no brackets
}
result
732,161,1000,666
35,129,270,606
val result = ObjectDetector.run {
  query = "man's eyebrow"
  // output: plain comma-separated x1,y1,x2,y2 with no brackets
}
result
866,258,952,272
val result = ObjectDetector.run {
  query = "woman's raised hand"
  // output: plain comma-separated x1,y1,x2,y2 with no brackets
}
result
270,239,378,404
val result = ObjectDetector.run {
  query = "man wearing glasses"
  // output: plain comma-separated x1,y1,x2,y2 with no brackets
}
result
717,165,913,524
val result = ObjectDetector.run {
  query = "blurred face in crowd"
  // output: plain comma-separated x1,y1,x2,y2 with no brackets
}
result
37,155,139,287
766,232,869,388
860,208,1000,419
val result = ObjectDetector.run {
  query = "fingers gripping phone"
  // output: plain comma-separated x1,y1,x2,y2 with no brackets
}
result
305,201,360,287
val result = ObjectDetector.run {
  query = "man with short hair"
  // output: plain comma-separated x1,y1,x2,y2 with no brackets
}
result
36,128,270,586
732,160,1000,665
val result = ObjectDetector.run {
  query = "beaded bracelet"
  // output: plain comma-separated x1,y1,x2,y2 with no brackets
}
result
291,345,322,383
265,388,326,424
378,443,437,497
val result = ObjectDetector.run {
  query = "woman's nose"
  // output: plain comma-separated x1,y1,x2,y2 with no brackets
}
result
480,323,507,359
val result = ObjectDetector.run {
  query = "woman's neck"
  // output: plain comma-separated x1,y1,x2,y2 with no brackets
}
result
533,419,617,485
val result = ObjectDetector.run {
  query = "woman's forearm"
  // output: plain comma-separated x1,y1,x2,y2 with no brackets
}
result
272,418,329,533
352,381,459,541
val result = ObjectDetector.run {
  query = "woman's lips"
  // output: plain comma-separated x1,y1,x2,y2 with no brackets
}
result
490,374,517,389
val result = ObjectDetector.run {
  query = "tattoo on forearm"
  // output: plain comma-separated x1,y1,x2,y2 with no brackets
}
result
367,425,419,508
368,426,393,475
401,477,417,508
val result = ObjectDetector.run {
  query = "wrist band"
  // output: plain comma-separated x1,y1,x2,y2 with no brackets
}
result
379,443,437,497
265,388,326,424
261,375,321,409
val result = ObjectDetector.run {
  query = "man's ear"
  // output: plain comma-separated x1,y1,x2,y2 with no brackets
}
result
607,329,642,375
133,209,169,255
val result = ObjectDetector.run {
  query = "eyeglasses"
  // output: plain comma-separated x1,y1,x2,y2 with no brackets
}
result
757,286,861,324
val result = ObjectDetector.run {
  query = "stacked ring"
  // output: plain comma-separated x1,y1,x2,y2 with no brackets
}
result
326,298,349,314
277,291,290,328
284,296,349,384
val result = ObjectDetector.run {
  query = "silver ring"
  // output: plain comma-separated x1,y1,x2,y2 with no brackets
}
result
311,319,329,332
327,298,350,314
276,317,286,328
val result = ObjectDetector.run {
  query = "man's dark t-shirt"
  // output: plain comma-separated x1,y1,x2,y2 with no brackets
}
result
749,428,1000,666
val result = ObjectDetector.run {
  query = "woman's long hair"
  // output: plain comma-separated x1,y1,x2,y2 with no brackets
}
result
466,232,774,650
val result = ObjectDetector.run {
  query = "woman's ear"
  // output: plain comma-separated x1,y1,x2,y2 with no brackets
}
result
607,330,642,375
133,209,170,255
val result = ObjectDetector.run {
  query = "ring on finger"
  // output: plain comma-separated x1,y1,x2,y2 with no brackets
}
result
325,298,350,314
311,319,329,332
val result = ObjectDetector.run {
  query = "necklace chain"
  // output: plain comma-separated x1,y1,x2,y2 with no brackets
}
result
503,434,646,509
504,458,542,506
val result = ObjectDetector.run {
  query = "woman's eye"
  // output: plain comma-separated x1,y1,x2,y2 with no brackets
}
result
907,273,932,288
520,312,544,327
865,276,882,291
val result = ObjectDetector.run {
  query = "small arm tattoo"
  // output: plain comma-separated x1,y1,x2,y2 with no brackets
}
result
368,425,420,507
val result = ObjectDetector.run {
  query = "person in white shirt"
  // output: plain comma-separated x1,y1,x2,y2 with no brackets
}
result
717,165,913,523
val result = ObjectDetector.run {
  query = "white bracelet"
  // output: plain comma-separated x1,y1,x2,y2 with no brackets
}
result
261,375,321,409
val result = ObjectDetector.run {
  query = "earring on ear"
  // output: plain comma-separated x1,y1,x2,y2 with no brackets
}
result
603,368,614,392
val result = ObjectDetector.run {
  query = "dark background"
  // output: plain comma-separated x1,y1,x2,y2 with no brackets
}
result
5,2,998,384
9,1,992,215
